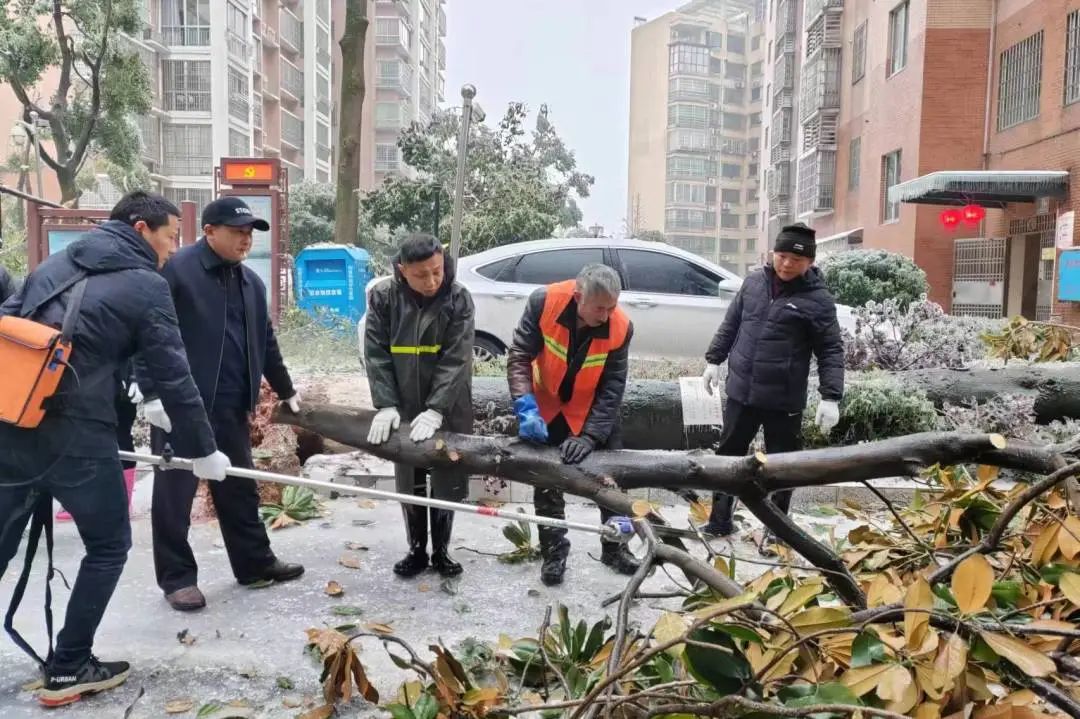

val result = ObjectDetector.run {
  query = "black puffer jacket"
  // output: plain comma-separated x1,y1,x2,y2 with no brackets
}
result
0,221,216,459
364,253,475,432
706,265,844,412
507,287,633,444
0,266,18,305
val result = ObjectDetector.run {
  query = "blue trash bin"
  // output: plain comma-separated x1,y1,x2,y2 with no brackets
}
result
294,245,372,326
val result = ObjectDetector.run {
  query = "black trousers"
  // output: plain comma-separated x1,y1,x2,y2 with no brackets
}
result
116,396,137,471
0,452,130,671
534,415,620,552
151,408,275,593
709,399,804,532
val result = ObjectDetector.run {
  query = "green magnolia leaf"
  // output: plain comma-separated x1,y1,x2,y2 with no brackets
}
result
786,681,861,708
330,605,364,617
712,623,764,645
969,635,999,664
991,581,1023,607
851,629,887,668
414,693,439,719
386,704,417,719
682,627,752,694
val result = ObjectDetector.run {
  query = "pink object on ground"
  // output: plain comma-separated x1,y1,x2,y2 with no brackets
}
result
55,467,137,522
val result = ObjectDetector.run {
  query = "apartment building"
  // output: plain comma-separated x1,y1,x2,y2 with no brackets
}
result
330,0,447,192
627,0,767,276
759,0,1079,319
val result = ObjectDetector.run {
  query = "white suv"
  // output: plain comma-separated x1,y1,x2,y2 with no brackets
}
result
359,237,853,362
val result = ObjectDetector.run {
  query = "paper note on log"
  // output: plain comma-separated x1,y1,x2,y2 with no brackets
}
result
678,377,724,428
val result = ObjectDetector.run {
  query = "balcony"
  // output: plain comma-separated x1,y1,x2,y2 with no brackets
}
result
804,0,844,28
376,63,413,95
797,148,837,216
229,92,250,121
767,160,793,200
136,116,160,165
375,18,411,56
253,41,263,74
776,0,796,40
142,27,167,51
770,143,792,164
376,102,410,129
802,113,838,151
438,6,446,37
281,9,304,53
161,26,210,46
280,59,304,101
799,47,841,121
805,11,843,57
774,50,795,91
282,110,304,149
263,26,278,48
253,96,263,128
228,31,250,63
770,107,793,147
772,87,793,110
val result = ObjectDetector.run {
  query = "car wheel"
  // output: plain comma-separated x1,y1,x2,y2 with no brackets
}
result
473,336,505,363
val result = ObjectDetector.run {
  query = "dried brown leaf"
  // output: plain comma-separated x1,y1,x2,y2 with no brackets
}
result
952,554,994,615
338,553,363,570
165,699,196,714
979,631,1055,677
904,577,933,649
297,706,335,719
325,581,344,597
876,664,912,702
1059,572,1080,606
1030,524,1060,566
1058,516,1080,560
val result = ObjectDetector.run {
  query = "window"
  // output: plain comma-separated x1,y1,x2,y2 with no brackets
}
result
669,76,711,99
720,238,740,253
670,44,709,74
668,182,709,204
163,124,212,175
750,112,762,126
721,189,741,203
852,21,867,83
998,31,1044,130
746,213,758,228
722,112,746,130
887,1,909,76
668,156,716,178
620,250,720,296
751,61,763,77
751,85,761,101
476,257,515,281
668,129,709,152
1068,10,1080,106
669,235,717,257
752,36,761,50
848,137,861,190
666,208,716,230
668,104,710,129
727,34,746,54
748,163,758,177
747,188,758,202
720,213,740,229
228,128,248,156
707,31,724,48
375,143,399,172
721,138,747,155
376,101,403,128
726,61,746,80
721,162,742,179
511,249,605,286
163,60,211,111
881,150,902,222
724,86,746,104
746,237,757,251
227,66,249,120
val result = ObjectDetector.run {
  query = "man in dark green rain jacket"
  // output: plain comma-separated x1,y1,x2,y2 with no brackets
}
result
364,234,475,578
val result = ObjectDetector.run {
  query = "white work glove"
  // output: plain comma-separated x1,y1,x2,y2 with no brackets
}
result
409,409,443,443
815,400,841,432
283,392,301,413
192,450,231,482
702,363,722,396
367,407,401,445
127,382,143,405
143,399,172,434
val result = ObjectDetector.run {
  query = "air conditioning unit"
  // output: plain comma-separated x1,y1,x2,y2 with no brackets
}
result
707,178,717,186
721,203,733,210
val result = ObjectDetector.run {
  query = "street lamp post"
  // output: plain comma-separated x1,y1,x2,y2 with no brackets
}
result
449,84,484,261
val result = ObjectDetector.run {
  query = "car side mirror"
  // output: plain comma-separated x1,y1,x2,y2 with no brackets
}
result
718,278,740,296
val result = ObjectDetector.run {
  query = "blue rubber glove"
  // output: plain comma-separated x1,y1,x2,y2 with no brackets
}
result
514,394,549,443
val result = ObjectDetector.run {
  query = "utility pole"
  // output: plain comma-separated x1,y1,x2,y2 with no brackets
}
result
449,84,484,260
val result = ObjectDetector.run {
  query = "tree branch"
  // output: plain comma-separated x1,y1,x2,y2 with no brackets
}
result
644,695,910,719
70,0,114,176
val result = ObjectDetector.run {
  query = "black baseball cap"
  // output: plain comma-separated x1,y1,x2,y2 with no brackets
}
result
201,196,270,231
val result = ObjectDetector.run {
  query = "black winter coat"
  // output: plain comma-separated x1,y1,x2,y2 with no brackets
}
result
0,221,216,459
507,288,633,444
706,265,844,412
0,266,17,305
364,253,475,431
138,239,295,414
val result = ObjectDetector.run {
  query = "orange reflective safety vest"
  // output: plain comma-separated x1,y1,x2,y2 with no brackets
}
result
531,280,630,435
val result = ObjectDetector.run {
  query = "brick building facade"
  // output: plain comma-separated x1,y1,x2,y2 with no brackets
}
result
760,0,1079,318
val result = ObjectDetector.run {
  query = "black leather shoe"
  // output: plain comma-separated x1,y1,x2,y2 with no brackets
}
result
165,585,207,611
238,559,305,586
394,547,429,577
601,544,642,576
700,521,736,537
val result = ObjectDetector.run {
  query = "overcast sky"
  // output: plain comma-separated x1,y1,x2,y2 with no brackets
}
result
445,0,681,237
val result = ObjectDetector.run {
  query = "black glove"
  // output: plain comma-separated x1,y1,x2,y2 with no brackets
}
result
560,435,596,465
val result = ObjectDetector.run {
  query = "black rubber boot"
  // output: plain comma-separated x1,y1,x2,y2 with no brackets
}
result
701,492,737,536
600,543,641,576
429,508,463,577
539,537,570,586
393,505,429,577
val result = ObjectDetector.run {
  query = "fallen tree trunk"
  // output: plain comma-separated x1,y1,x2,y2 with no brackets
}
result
272,402,1078,608
471,363,1080,451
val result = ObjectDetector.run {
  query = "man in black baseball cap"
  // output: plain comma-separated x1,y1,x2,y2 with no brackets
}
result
135,195,303,612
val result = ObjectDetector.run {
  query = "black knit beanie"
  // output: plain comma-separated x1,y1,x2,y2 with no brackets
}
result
773,223,816,259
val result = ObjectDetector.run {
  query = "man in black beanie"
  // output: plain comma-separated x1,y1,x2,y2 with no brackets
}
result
699,223,844,549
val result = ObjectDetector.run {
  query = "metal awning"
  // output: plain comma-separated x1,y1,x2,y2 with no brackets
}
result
888,170,1069,207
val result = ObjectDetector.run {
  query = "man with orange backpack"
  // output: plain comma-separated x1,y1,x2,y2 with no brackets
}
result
506,264,640,586
0,191,229,707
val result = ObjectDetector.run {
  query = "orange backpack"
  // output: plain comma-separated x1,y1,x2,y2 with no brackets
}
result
0,274,88,428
